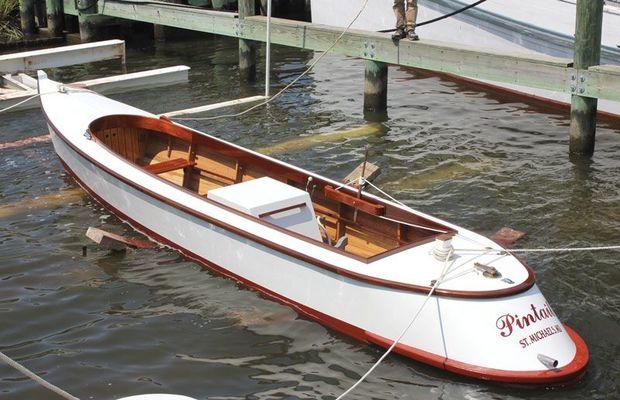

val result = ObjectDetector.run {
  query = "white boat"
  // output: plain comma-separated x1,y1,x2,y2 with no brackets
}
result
310,0,620,117
38,71,588,384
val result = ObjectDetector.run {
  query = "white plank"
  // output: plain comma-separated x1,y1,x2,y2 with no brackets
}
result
0,40,126,74
0,66,190,113
70,65,190,94
161,95,267,117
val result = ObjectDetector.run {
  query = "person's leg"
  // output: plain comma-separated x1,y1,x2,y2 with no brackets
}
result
405,0,419,40
393,0,406,29
392,0,407,40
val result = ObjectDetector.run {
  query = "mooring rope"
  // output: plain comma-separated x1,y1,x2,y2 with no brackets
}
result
379,0,489,33
335,249,454,400
0,93,41,114
0,351,80,400
456,245,620,254
172,0,370,121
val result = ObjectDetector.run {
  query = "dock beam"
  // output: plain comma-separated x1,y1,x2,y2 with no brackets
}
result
238,0,257,82
19,0,37,35
569,0,604,158
45,0,64,37
364,60,388,114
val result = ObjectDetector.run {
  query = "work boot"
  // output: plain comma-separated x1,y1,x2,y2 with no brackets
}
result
406,29,419,41
391,27,406,41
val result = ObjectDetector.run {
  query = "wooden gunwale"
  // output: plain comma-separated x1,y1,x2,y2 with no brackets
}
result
46,111,536,298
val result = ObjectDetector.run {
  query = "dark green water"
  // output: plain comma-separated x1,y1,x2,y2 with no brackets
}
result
1,36,619,399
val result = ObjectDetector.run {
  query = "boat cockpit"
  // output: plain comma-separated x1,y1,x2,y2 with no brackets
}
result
88,114,455,262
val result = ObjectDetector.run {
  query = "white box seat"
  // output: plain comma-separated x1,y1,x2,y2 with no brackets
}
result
207,177,322,241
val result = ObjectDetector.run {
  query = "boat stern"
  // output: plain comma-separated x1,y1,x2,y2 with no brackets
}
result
437,284,589,384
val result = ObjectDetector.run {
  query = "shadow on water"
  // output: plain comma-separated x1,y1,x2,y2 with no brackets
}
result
0,34,619,400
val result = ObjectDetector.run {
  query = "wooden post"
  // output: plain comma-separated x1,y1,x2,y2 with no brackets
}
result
153,24,166,42
238,0,256,82
65,15,79,33
77,0,99,42
364,60,388,113
569,0,604,157
19,0,37,35
45,0,64,37
35,0,47,28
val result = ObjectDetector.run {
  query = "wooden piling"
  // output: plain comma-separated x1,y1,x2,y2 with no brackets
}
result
238,0,257,82
364,60,388,113
77,0,99,42
19,0,37,35
45,0,64,37
65,15,79,33
569,0,604,157
153,24,166,42
35,0,47,28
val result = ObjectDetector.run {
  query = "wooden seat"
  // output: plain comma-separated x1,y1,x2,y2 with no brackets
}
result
144,158,195,175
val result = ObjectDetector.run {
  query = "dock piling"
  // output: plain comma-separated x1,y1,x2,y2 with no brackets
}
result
363,60,388,113
19,0,37,35
77,0,100,42
569,0,604,157
45,0,64,37
238,0,257,82
35,0,47,28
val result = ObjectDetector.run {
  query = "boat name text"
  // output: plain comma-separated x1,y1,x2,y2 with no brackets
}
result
495,303,556,338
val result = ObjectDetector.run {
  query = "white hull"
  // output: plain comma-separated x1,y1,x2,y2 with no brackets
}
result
39,73,588,384
311,0,620,116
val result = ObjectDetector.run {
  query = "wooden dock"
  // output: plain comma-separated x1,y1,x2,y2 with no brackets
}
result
19,0,620,156
73,1,619,104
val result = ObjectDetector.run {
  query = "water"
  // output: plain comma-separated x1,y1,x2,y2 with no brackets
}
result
1,35,619,400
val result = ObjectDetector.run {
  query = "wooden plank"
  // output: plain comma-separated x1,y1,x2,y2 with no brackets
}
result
69,65,190,94
342,161,380,188
0,40,126,74
490,227,526,248
145,158,194,174
63,0,78,15
162,95,267,117
324,185,385,216
86,227,156,251
1,66,190,113
583,65,620,102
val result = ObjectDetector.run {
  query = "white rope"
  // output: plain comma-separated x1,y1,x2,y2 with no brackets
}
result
0,351,80,400
0,93,40,114
172,0,370,121
342,177,448,234
454,245,620,254
361,178,408,208
508,245,620,253
335,249,453,400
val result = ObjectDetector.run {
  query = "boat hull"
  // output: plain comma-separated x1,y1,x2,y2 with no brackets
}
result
45,115,589,385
